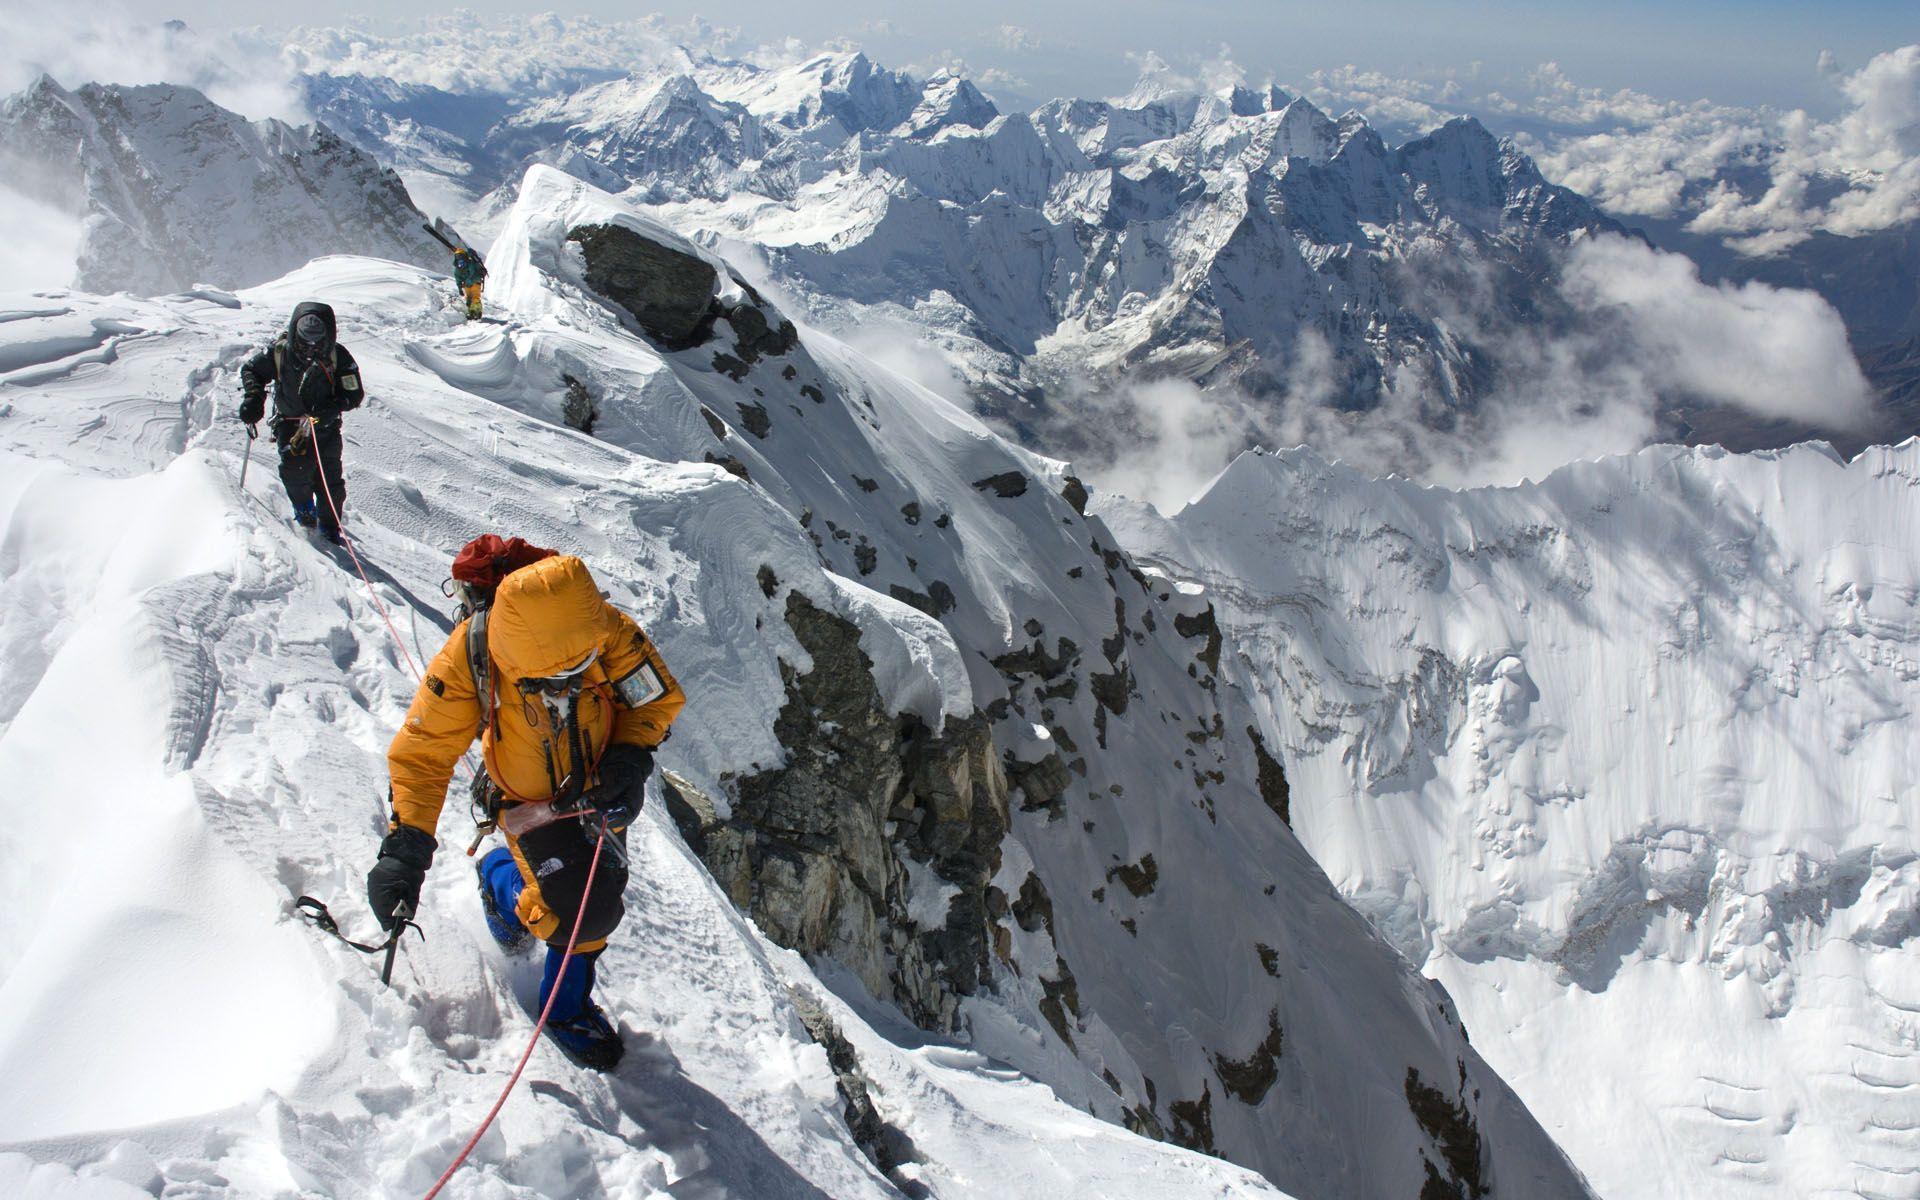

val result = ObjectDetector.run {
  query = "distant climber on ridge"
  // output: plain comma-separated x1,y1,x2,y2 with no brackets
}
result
367,535,686,1070
452,246,488,320
238,301,363,543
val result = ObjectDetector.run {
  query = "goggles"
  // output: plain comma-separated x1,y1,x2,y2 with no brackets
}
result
517,649,600,697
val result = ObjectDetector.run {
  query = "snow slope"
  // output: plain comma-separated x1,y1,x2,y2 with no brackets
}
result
0,169,1590,1197
1104,443,1920,1200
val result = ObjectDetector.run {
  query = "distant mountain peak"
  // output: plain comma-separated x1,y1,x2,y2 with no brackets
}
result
0,77,442,293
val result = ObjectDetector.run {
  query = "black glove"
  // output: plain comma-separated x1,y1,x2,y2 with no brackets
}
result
239,394,265,425
591,743,654,830
366,823,436,930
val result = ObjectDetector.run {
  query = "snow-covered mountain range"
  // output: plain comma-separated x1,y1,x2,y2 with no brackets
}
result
0,76,444,295
14,40,1898,480
1103,441,1920,1200
297,50,1631,454
0,165,1592,1198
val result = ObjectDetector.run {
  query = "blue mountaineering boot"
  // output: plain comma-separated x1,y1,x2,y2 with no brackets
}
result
477,847,532,952
293,499,318,529
541,948,623,1071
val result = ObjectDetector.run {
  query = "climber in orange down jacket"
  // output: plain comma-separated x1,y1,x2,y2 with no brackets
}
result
367,536,685,1069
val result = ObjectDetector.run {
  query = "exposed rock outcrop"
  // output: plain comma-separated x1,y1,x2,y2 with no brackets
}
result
560,372,597,434
568,221,719,347
684,591,1010,1031
1406,1065,1488,1200
787,986,923,1187
972,471,1028,498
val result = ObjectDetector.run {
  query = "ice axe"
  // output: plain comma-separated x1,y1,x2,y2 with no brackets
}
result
382,899,413,986
240,422,257,490
293,895,423,987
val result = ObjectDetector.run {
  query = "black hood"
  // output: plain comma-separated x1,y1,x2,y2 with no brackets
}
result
286,300,336,358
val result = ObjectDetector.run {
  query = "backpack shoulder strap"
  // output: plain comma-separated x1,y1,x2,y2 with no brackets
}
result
467,609,495,736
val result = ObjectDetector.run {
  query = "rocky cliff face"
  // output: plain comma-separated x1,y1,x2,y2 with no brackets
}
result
670,592,1010,1031
0,76,444,294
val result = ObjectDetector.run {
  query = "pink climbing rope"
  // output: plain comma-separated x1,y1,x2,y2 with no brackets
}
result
305,417,423,682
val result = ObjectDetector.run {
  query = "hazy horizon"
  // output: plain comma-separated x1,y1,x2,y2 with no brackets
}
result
87,0,1916,117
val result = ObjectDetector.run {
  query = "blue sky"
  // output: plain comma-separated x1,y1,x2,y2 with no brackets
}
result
119,0,1917,113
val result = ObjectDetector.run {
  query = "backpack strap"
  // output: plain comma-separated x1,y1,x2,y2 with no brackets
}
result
271,339,340,373
467,608,495,738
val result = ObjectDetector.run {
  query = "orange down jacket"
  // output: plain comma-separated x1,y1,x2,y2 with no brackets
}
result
387,554,685,834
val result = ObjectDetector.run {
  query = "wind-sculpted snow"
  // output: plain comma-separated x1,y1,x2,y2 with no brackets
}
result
0,171,1591,1197
1106,441,1920,1200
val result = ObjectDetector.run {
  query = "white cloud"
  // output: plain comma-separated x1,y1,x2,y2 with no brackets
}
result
1302,65,1460,133
0,184,83,291
1536,45,1920,245
1058,232,1873,504
993,26,1044,53
278,14,727,97
1291,46,1920,249
1561,235,1875,428
1830,44,1920,169
0,5,306,122
1076,375,1264,515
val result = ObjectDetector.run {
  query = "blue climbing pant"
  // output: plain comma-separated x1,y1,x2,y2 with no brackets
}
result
479,846,600,1022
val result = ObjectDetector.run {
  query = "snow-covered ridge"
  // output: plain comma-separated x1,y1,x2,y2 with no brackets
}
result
0,171,1590,1196
1105,437,1920,1200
